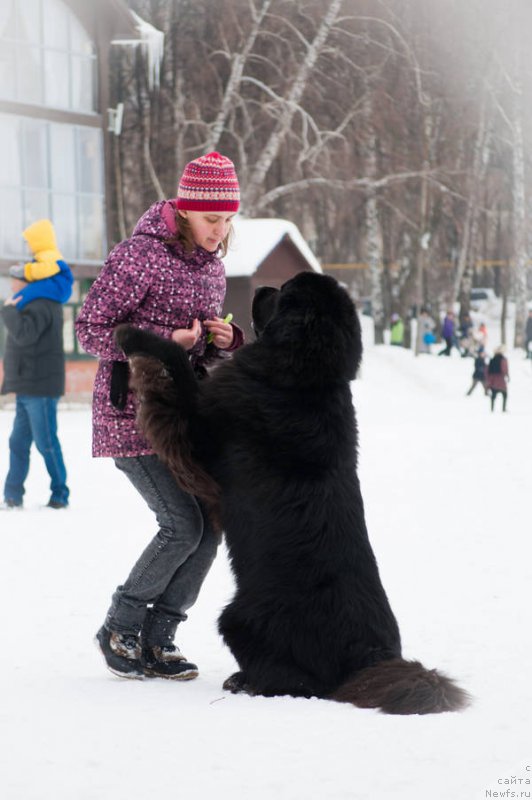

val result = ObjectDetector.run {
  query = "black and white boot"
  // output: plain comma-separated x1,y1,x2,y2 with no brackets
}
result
95,625,143,679
141,644,199,680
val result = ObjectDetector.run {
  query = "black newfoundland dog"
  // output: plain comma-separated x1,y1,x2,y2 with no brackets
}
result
115,271,469,714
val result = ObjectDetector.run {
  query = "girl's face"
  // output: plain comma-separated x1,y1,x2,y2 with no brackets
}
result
179,210,234,252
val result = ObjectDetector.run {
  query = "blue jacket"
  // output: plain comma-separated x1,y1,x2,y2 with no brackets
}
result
13,260,73,310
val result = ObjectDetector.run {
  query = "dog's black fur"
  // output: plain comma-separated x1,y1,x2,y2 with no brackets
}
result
115,272,469,714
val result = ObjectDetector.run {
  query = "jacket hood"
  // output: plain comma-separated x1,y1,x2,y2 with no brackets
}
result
23,219,61,256
132,200,179,241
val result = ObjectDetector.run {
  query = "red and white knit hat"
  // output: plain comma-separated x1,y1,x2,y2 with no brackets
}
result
176,151,240,212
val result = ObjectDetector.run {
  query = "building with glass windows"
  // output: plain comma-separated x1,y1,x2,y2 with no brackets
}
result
0,0,137,275
0,0,138,390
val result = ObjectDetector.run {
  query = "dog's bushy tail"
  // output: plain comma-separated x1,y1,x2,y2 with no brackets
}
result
331,658,470,715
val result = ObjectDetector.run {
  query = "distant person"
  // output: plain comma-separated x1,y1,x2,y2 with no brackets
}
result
458,313,474,357
417,308,436,354
465,347,488,396
390,313,404,346
474,321,488,350
7,219,74,309
438,310,455,356
525,310,532,359
1,220,72,510
486,346,509,412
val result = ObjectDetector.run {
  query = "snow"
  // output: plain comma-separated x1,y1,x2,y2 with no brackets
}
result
1,322,531,800
223,217,322,277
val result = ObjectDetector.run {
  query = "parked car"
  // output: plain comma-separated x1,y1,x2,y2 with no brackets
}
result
470,287,497,312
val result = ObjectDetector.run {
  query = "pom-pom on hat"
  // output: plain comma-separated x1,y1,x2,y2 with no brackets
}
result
176,151,240,212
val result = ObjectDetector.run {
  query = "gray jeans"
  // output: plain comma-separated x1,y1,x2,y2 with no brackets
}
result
105,455,218,646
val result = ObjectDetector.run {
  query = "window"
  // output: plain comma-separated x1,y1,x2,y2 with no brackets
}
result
0,114,106,262
0,0,96,112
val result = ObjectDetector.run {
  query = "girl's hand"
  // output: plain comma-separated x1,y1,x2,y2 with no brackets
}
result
204,316,234,349
171,318,201,350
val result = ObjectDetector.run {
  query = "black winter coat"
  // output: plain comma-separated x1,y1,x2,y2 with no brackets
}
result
1,299,65,396
472,355,486,381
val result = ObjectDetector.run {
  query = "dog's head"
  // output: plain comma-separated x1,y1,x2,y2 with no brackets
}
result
251,272,362,384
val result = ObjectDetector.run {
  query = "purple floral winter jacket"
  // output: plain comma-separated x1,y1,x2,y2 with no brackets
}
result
75,200,242,458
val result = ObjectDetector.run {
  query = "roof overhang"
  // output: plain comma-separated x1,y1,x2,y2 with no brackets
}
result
65,0,140,44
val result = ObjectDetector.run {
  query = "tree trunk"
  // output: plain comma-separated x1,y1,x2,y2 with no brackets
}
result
511,71,528,349
454,85,491,311
113,134,127,241
414,108,433,355
357,48,387,345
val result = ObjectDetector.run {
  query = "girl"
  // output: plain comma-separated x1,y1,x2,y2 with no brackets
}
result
486,346,509,412
76,152,243,680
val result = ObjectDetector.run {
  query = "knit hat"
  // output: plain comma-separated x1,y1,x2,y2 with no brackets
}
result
176,152,240,212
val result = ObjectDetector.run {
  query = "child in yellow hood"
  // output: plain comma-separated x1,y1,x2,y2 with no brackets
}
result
8,219,73,310
11,219,63,281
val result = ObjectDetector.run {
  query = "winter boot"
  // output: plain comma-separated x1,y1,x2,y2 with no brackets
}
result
47,499,68,509
1,498,23,510
95,625,143,679
141,644,199,680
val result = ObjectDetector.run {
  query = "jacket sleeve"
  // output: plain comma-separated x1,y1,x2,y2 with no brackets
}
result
1,302,52,347
75,238,154,361
225,322,244,351
24,258,61,282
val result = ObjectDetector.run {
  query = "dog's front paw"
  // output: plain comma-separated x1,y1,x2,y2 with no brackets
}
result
223,671,254,695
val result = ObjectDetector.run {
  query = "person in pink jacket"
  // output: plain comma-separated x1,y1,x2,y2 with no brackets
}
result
76,152,243,680
486,346,509,412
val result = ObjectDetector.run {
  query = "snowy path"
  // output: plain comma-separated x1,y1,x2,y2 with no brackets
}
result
0,338,530,800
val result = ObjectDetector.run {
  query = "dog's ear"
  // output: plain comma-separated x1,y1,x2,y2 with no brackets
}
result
252,286,279,338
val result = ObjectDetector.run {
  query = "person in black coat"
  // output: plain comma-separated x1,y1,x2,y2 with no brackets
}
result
466,346,488,396
525,310,532,359
1,276,69,509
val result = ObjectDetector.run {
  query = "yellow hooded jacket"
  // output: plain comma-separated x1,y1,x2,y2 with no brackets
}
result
21,219,63,282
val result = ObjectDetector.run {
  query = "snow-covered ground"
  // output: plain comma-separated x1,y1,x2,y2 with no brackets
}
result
1,324,531,800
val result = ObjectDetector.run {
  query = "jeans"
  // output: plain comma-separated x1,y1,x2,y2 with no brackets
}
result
4,395,69,506
105,455,218,646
